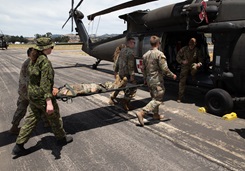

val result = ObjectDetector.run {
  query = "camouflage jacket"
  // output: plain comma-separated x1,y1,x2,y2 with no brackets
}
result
143,49,174,86
176,46,203,66
18,58,30,97
28,55,54,104
115,47,135,78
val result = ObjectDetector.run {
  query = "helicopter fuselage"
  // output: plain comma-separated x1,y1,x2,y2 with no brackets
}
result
72,0,245,115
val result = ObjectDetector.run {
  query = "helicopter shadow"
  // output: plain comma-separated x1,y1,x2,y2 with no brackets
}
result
229,128,245,139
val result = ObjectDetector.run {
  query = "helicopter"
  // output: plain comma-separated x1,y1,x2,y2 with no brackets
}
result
62,0,245,116
0,32,8,50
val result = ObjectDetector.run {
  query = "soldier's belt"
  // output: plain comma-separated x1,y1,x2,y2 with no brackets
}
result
56,84,145,102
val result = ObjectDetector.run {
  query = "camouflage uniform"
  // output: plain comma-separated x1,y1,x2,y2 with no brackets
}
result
176,46,202,100
57,81,118,97
110,47,136,102
142,49,175,114
16,54,66,144
11,58,30,127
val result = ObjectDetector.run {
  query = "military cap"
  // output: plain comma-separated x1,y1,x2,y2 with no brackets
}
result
34,37,55,51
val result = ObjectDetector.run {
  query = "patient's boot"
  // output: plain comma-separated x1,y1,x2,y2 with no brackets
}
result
153,113,164,120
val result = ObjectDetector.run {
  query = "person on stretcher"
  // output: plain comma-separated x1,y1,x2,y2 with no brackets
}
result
52,76,128,98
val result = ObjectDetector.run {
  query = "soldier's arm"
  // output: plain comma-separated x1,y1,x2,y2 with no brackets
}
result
159,53,175,78
176,47,185,64
142,56,147,81
127,51,135,82
114,54,119,73
39,58,53,100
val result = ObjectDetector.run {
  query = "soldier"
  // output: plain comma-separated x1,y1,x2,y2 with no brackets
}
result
12,37,73,156
52,79,128,98
9,48,32,134
112,44,126,75
136,35,176,127
9,48,49,135
176,38,203,103
108,37,137,111
108,44,126,105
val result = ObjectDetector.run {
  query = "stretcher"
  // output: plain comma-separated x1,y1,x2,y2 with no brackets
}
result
56,83,145,102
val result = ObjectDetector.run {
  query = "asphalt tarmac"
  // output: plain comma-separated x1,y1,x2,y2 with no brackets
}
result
0,48,244,171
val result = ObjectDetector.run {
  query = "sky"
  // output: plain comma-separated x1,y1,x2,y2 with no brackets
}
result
0,0,183,37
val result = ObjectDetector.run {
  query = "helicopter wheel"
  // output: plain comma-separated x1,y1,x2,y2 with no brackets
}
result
205,88,233,116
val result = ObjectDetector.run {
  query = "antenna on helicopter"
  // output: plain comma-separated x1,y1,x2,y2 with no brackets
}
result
62,0,84,31
87,0,158,21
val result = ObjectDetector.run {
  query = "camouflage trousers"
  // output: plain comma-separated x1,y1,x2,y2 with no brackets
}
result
110,75,137,102
178,65,198,99
12,95,48,127
11,95,29,126
143,83,165,114
16,99,66,144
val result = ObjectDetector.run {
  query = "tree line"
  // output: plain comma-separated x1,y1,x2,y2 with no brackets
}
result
4,32,70,44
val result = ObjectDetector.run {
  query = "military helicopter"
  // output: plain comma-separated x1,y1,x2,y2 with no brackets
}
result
62,0,245,116
0,31,8,50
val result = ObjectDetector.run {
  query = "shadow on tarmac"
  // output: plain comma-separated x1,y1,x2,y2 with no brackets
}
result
229,128,245,139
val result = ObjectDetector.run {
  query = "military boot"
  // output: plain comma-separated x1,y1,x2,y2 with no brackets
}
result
12,143,28,156
9,124,20,135
153,113,164,120
136,110,146,126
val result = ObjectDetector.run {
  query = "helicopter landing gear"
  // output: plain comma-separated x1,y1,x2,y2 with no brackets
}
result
92,59,101,69
205,88,233,116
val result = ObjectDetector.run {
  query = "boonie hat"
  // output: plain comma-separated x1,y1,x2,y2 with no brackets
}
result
34,37,55,51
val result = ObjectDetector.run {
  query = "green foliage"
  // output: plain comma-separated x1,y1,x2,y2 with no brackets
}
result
5,35,28,44
5,32,70,44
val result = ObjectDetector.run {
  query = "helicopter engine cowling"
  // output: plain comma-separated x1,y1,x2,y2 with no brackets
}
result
75,10,84,19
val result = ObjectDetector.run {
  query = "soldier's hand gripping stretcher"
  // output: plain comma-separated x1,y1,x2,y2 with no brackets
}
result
52,77,144,102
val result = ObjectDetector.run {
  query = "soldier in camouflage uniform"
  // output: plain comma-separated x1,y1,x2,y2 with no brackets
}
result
9,48,49,135
176,38,203,103
108,37,137,111
52,79,127,98
9,48,32,134
112,44,126,73
136,36,176,126
12,37,73,156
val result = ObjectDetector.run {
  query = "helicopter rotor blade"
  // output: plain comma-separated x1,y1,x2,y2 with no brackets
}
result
62,16,72,29
87,0,158,20
71,0,74,32
74,0,84,11
62,0,84,30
